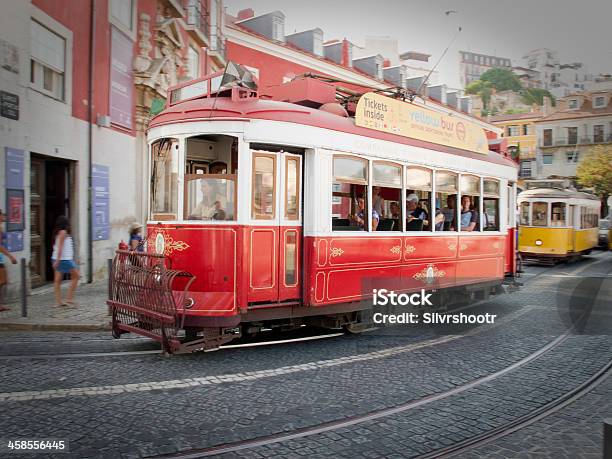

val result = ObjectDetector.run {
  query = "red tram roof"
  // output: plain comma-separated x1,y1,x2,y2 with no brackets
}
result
149,95,517,169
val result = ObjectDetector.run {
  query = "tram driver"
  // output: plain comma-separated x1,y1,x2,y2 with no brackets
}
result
188,179,228,221
349,196,379,231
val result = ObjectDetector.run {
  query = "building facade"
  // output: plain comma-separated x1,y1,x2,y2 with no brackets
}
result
459,51,512,88
0,0,225,298
491,112,544,185
534,90,612,182
522,48,593,97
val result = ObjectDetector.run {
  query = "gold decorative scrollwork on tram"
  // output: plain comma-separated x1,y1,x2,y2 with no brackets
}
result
390,245,402,255
149,228,191,256
413,264,446,284
330,247,345,257
447,242,457,251
404,245,416,255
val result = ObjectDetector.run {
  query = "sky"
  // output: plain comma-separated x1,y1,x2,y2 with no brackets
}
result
225,0,612,90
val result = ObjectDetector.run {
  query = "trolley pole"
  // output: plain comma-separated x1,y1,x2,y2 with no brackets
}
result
605,418,612,459
20,258,27,318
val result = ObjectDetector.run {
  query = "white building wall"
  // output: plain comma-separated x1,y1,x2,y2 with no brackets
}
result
0,0,30,299
535,116,612,179
0,1,138,297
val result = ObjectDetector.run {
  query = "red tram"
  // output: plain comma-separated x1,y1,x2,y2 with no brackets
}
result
108,69,519,353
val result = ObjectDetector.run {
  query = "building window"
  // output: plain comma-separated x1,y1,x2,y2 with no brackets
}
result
542,154,553,165
543,129,553,146
507,125,519,136
520,161,532,177
566,151,579,163
522,124,529,135
110,0,135,36
593,96,606,108
594,125,604,143
30,20,65,101
186,45,200,80
568,99,579,109
567,127,578,145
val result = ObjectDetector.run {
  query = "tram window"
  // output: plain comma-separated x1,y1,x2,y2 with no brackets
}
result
374,162,402,231
185,175,236,221
435,171,457,231
284,230,298,285
459,175,481,232
285,156,301,220
520,202,530,225
252,154,277,220
405,168,432,231
550,202,566,227
532,202,548,226
150,138,179,220
483,179,500,231
332,156,372,231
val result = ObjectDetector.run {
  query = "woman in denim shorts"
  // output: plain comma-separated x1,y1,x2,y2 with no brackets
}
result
51,216,80,307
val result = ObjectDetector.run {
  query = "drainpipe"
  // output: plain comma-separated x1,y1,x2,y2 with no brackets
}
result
87,0,96,283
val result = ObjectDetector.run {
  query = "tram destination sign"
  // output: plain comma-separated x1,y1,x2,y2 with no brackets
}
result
355,92,489,155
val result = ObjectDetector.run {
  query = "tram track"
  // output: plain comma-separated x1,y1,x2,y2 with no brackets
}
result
142,255,612,459
148,335,611,459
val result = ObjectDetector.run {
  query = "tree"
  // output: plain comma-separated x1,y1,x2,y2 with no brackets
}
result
576,145,612,214
521,88,556,107
480,68,522,92
465,80,493,110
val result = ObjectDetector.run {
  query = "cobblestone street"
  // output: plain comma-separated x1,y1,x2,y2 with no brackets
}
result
0,252,610,458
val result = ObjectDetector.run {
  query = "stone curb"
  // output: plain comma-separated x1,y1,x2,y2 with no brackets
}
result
0,321,111,332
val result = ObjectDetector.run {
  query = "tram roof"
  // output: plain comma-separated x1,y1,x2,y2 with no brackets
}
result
518,187,599,201
149,95,517,169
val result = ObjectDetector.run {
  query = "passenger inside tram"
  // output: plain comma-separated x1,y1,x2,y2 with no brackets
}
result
450,195,479,231
406,193,429,231
440,194,456,231
349,195,379,231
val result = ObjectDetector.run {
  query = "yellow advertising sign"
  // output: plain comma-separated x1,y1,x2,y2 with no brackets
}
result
355,92,489,155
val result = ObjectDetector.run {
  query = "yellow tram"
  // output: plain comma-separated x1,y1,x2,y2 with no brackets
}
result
518,188,600,262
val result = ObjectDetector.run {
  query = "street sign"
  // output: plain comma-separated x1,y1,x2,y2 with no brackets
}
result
0,90,19,120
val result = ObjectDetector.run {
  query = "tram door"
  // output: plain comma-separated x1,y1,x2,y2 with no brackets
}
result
249,151,303,304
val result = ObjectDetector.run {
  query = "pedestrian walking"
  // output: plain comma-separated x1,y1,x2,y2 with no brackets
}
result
0,209,18,312
51,216,80,307
129,223,144,252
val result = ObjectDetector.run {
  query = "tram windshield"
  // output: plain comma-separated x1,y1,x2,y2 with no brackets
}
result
184,135,237,221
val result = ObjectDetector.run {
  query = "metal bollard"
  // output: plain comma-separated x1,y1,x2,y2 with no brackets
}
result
20,258,27,318
107,258,112,316
605,418,612,459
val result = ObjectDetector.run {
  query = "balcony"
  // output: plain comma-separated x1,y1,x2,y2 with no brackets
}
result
540,134,612,148
208,26,226,63
183,0,210,45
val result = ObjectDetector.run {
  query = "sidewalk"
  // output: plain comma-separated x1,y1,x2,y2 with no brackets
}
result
0,281,111,332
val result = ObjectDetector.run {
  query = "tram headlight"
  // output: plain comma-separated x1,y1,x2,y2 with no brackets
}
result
535,239,543,246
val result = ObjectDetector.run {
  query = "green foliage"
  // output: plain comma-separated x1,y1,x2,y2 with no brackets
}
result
480,68,522,92
503,108,530,115
465,80,493,110
521,88,556,107
576,145,612,198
